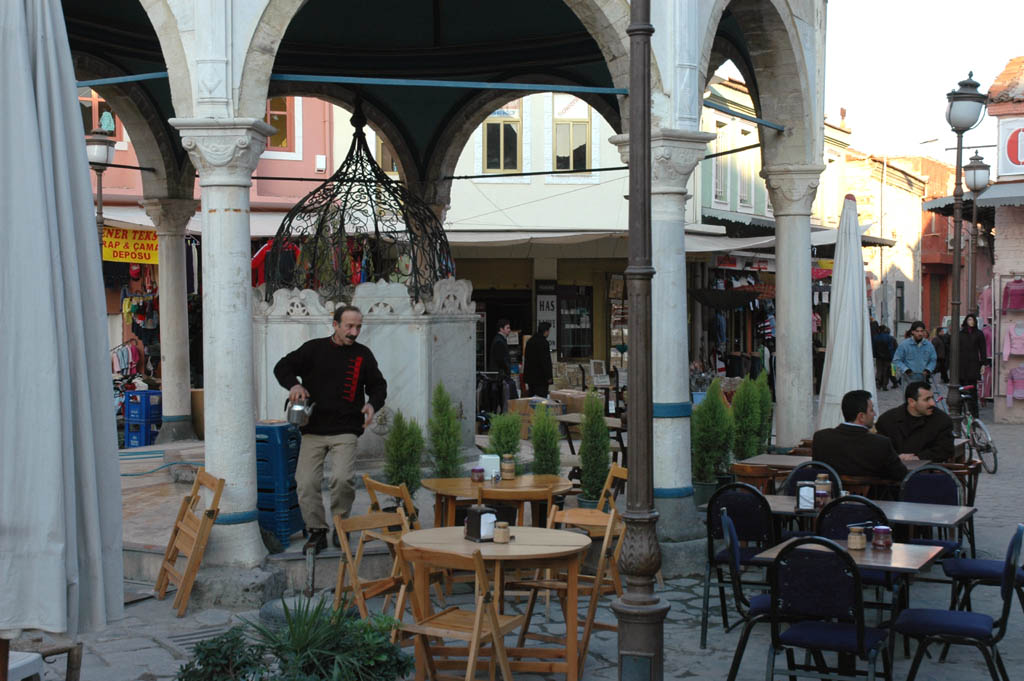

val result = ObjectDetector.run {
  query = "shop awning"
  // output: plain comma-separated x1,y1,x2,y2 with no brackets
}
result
444,230,625,246
976,181,1024,208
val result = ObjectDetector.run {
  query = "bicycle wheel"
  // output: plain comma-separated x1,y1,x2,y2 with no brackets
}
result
971,419,998,474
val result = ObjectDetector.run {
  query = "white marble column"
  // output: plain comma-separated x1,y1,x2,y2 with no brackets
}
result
761,164,825,448
170,117,275,568
143,198,199,443
613,128,713,541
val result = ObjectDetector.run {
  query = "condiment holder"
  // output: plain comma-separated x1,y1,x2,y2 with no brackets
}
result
871,525,893,550
500,454,516,480
470,467,485,483
847,526,867,550
493,521,511,544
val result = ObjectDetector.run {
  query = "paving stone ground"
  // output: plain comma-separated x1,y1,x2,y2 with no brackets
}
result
15,388,1023,680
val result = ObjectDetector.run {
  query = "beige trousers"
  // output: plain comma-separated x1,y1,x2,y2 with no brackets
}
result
295,432,358,530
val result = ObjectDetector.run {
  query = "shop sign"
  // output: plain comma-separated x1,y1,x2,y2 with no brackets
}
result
715,254,740,269
998,117,1024,178
102,226,159,264
535,279,557,351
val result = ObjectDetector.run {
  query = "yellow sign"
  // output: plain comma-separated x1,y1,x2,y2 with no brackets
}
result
102,227,159,264
817,258,834,270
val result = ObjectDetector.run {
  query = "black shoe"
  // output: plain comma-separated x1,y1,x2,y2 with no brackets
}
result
303,528,328,555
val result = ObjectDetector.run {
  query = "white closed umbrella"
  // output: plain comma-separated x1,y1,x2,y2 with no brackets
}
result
815,195,876,431
0,0,124,651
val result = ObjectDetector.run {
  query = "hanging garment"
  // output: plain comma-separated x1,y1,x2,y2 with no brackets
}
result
981,325,994,399
1006,365,1024,408
1002,279,1024,312
979,286,993,321
1002,323,1024,361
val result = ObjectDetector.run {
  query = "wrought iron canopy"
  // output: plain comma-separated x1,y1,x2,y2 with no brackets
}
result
265,107,454,302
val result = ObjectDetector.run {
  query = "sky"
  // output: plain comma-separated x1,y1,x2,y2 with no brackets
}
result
823,0,1019,168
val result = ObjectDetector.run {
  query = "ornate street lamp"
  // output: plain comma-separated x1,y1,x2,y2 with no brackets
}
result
945,73,987,434
963,151,990,315
85,128,116,246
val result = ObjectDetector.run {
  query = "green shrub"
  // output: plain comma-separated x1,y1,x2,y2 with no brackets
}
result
530,405,561,475
384,411,424,497
428,383,462,478
176,627,266,681
579,391,610,500
488,411,521,458
755,371,773,453
731,376,761,460
690,378,734,483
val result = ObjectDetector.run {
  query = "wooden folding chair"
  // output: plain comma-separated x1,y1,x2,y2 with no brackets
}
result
395,544,524,681
332,508,413,618
596,464,628,513
730,462,777,495
506,506,623,675
155,468,224,617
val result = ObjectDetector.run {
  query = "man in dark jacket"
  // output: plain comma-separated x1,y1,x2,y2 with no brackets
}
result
274,306,387,554
813,390,909,481
875,381,955,462
932,327,949,383
488,318,512,378
872,326,897,391
523,322,553,397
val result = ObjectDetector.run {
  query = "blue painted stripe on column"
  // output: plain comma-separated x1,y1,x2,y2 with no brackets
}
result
653,487,694,498
161,415,191,423
652,402,692,418
214,510,258,525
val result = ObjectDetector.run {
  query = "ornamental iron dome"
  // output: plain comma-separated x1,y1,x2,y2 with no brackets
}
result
264,106,454,303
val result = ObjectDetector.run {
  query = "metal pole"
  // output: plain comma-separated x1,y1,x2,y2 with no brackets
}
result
612,0,668,677
968,195,978,316
94,166,106,246
947,131,964,435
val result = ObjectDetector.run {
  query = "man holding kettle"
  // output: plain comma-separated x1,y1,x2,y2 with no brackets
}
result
274,305,387,554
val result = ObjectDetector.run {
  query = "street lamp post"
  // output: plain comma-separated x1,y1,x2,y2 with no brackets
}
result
85,128,116,246
945,73,987,435
963,151,990,316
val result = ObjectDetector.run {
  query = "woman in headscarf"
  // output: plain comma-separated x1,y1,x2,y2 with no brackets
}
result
958,313,989,417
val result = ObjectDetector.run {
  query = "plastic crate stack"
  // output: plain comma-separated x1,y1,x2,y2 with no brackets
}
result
124,390,162,448
256,421,304,544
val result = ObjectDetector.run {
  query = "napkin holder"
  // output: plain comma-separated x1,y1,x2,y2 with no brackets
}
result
478,454,500,480
464,504,497,543
795,481,816,513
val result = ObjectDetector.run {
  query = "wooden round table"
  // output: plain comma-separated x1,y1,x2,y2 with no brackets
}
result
422,474,574,527
401,526,591,681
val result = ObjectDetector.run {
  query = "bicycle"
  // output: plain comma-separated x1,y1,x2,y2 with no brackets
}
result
960,386,997,474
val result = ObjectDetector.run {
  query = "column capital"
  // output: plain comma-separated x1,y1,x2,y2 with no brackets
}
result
760,164,826,217
610,128,716,194
141,198,199,237
169,118,276,187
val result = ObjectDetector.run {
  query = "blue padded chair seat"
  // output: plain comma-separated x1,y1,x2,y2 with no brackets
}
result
909,538,960,558
748,593,770,616
943,559,1024,582
778,622,887,654
715,545,765,565
894,608,994,640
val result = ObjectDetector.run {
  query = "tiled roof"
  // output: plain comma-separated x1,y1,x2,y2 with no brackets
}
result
990,56,1024,103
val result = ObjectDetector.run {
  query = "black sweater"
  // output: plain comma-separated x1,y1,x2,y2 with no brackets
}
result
875,405,954,462
274,337,387,436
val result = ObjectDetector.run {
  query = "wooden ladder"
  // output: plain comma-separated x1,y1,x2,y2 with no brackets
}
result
155,468,225,616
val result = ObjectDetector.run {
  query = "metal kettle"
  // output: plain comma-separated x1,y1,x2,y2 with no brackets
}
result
285,397,315,427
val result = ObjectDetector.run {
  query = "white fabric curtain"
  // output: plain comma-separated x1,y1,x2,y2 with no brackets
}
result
816,195,876,432
0,0,124,636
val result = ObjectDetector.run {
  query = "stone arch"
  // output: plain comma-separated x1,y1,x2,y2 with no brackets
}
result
72,53,193,199
236,0,645,125
138,0,194,118
698,0,822,167
264,82,421,189
424,79,624,213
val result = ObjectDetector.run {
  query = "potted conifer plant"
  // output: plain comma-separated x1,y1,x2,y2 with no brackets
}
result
577,391,610,508
383,411,424,498
530,404,561,476
731,376,761,461
428,383,463,478
755,370,773,453
690,377,734,506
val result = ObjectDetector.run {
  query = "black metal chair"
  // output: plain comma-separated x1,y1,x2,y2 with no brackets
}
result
780,460,843,497
720,509,770,681
700,482,775,649
765,536,892,681
899,464,963,560
893,524,1024,681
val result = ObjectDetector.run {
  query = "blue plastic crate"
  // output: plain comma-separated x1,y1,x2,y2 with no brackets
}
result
124,418,160,448
255,421,301,494
125,390,162,421
257,497,304,544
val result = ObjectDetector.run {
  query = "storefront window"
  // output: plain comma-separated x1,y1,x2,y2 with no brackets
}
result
608,274,628,373
557,285,593,359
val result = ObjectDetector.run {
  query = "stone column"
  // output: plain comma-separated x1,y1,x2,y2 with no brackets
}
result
645,129,714,546
170,117,276,568
761,164,824,449
143,198,199,443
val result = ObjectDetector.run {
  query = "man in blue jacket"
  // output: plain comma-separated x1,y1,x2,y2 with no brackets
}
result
893,320,937,386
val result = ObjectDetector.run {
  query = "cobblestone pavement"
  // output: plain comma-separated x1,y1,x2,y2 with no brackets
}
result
15,387,1024,681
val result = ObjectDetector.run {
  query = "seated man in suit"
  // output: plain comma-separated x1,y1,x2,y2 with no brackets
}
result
875,381,955,462
812,389,912,481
